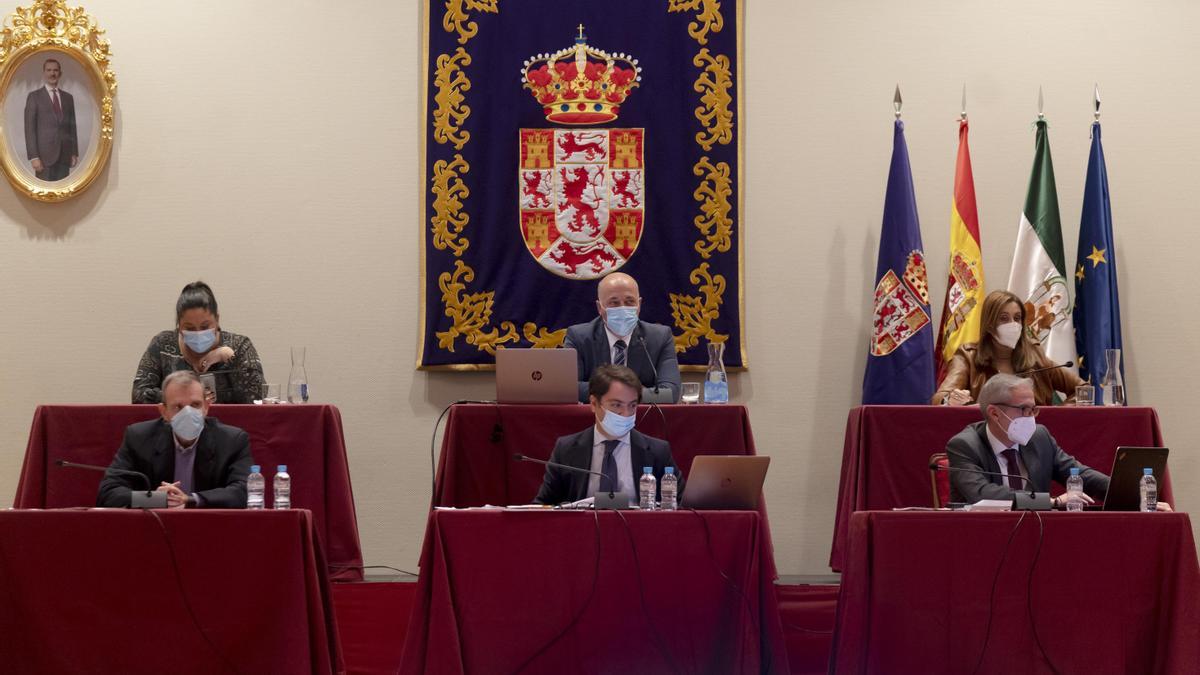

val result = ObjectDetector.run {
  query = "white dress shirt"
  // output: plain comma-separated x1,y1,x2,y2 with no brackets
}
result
587,426,636,501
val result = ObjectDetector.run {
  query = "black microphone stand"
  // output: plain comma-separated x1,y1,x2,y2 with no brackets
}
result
513,454,630,509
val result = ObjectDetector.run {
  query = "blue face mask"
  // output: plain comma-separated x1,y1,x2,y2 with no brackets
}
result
169,405,205,442
181,329,217,353
599,408,636,438
604,306,639,337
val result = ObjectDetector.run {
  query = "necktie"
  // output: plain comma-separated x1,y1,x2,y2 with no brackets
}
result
613,339,627,366
599,439,619,493
51,90,62,118
1001,449,1023,489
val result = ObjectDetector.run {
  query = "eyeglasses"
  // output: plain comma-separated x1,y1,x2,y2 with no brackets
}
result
997,403,1040,417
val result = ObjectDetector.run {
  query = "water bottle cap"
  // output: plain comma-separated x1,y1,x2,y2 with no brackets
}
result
643,466,653,474
277,465,287,472
250,465,261,473
664,467,674,474
1143,467,1153,475
1070,467,1080,476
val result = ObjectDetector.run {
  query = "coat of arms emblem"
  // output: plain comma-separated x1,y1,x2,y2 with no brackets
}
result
518,28,643,280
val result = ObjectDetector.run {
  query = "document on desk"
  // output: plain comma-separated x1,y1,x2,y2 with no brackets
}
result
963,499,1012,512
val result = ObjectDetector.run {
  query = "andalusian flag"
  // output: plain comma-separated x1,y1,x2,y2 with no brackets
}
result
1072,121,1124,400
1008,119,1078,369
934,119,985,381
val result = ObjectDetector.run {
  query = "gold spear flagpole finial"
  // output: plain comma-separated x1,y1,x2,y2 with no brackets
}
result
1037,85,1045,121
961,83,967,121
894,84,903,119
1093,83,1101,122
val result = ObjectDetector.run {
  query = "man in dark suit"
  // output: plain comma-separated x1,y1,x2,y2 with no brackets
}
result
535,365,682,506
563,271,682,403
947,373,1108,506
97,370,253,509
24,57,78,182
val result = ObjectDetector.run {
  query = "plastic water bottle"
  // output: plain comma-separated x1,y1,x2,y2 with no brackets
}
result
1139,468,1157,512
639,467,657,510
247,465,265,509
660,467,678,511
1064,467,1084,512
273,465,291,509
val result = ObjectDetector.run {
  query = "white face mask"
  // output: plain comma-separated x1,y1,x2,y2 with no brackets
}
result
599,408,635,438
993,321,1022,349
1000,410,1036,446
169,405,205,442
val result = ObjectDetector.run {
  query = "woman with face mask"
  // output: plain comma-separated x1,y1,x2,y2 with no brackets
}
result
131,281,266,404
932,290,1084,406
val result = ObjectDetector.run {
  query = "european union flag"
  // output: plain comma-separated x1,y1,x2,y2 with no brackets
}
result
862,120,935,404
1072,122,1124,401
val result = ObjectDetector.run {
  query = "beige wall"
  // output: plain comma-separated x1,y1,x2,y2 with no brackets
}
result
1,1,1196,576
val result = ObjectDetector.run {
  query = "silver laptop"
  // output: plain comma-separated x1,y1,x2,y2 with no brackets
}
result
680,455,770,510
495,348,578,403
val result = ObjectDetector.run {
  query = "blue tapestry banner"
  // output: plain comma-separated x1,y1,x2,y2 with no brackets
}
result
419,0,744,369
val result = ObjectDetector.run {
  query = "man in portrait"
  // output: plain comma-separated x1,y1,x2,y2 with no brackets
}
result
24,57,78,182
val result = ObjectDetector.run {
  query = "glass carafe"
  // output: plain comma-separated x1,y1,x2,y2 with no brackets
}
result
703,342,729,404
1099,348,1124,407
287,346,309,403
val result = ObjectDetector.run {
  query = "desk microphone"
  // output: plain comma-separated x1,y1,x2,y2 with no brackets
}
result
1018,361,1073,376
934,451,1052,510
635,335,661,395
511,453,629,509
56,459,168,509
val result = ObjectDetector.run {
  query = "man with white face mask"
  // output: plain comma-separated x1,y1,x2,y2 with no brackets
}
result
945,373,1110,507
98,371,254,509
534,365,682,505
563,272,682,403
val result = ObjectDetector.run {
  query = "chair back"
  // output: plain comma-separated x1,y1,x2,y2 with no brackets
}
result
928,452,950,508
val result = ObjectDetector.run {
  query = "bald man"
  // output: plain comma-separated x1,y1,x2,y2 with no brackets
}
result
563,272,682,403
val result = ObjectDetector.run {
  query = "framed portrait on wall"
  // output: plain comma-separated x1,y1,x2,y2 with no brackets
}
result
0,0,115,202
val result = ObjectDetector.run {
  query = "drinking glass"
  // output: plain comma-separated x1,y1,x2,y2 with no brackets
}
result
681,382,701,404
1075,384,1095,406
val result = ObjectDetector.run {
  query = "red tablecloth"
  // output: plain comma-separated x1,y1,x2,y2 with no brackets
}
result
831,511,1200,674
399,509,789,674
0,509,344,674
830,405,1170,571
13,404,363,581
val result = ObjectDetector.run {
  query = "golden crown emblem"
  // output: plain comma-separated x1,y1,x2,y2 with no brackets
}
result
522,25,641,125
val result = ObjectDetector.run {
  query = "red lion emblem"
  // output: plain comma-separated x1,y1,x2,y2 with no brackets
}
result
521,171,550,208
557,132,606,161
611,170,641,208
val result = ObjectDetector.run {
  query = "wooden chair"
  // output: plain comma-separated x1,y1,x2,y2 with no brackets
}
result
928,452,950,508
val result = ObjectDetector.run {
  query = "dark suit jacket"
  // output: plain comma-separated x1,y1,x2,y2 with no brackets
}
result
563,317,682,402
534,427,683,505
96,417,254,508
24,86,78,167
946,420,1109,503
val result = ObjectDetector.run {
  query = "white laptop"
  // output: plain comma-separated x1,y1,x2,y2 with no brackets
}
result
495,348,578,403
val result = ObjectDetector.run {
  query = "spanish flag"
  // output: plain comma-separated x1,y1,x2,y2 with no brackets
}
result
934,119,985,382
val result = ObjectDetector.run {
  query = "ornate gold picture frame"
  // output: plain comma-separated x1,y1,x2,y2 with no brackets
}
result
0,0,114,202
